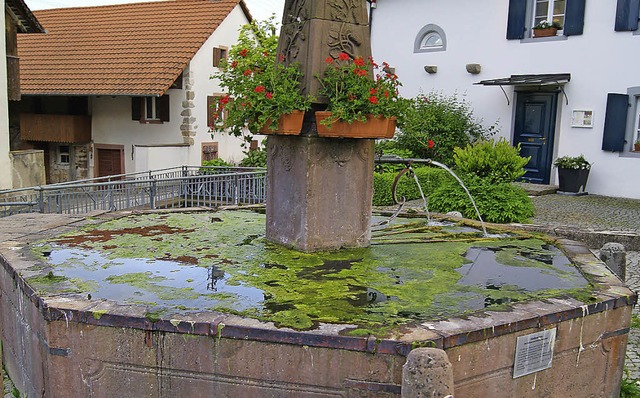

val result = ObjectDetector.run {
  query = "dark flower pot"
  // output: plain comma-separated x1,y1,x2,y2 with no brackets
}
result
557,168,590,195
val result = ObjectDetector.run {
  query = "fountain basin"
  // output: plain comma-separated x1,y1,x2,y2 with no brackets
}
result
0,210,634,397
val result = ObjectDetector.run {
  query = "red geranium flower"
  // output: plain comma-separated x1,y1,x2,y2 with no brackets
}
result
338,52,350,61
263,51,269,57
369,88,378,95
230,60,238,69
354,57,365,67
239,48,248,57
325,56,334,64
354,68,367,77
279,54,286,61
220,96,230,105
428,139,435,149
243,69,252,76
254,85,266,93
368,96,379,105
265,92,273,99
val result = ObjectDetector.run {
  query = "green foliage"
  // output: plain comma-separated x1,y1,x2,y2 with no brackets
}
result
395,92,497,165
199,158,232,175
453,138,530,184
620,374,640,398
429,175,535,223
239,148,267,168
553,154,591,170
372,167,449,206
211,17,311,141
202,158,231,168
317,53,404,125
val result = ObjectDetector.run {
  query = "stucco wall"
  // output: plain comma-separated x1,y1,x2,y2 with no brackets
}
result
0,8,12,190
90,5,254,175
371,0,640,198
10,150,45,188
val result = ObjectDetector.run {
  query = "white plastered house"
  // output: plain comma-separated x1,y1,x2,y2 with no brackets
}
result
14,0,253,184
371,0,640,199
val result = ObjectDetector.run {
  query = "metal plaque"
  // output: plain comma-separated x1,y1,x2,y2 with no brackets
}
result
513,328,556,378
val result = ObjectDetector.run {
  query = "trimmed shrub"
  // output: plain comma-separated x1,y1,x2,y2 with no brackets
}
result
373,166,449,206
395,92,497,165
453,138,530,184
428,175,535,224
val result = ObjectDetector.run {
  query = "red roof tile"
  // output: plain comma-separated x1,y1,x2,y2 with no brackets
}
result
18,0,249,96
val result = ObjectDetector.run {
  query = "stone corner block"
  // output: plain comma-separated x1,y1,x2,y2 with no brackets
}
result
402,348,454,398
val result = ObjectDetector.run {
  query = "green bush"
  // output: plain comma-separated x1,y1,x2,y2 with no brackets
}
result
202,158,231,167
373,167,449,206
453,138,530,184
395,92,497,165
428,175,535,223
239,148,267,167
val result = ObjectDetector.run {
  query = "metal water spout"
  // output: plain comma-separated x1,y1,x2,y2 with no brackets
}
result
374,155,488,236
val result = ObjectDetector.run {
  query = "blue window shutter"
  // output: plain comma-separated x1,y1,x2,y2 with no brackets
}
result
507,0,527,39
564,0,586,36
615,0,640,31
602,93,629,152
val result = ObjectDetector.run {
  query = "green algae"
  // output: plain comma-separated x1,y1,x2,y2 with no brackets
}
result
92,310,107,320
31,210,596,333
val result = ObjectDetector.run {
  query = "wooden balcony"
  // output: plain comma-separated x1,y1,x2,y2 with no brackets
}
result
20,113,92,143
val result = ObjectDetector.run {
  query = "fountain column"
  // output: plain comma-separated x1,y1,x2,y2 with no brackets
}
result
266,0,374,252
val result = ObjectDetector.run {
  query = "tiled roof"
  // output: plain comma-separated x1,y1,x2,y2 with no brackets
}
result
17,0,250,96
6,0,44,33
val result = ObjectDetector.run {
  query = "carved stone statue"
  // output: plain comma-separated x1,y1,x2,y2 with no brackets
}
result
277,0,372,101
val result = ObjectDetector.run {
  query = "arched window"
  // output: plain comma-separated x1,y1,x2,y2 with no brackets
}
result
414,24,446,53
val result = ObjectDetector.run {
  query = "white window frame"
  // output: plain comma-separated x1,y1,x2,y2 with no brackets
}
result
413,24,447,53
623,87,640,156
144,97,161,121
533,0,565,33
58,144,70,164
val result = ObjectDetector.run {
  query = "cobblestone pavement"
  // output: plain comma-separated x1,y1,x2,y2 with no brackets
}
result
623,251,640,380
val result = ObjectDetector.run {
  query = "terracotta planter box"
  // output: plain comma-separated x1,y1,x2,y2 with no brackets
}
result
315,111,396,139
258,110,305,135
533,27,558,38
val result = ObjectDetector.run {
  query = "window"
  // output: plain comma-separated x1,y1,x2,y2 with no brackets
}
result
58,145,70,164
414,24,446,53
507,0,585,40
601,89,640,154
213,47,228,68
201,142,219,163
131,95,170,123
207,95,229,129
634,97,640,147
533,0,565,30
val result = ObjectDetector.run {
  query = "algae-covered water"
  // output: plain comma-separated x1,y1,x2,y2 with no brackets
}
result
29,211,592,332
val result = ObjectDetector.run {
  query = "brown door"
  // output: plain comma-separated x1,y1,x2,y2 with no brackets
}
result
96,147,123,178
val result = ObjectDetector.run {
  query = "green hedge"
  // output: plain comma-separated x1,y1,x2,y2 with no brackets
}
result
373,167,450,206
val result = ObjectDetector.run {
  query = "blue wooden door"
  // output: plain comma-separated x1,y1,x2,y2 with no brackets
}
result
514,92,558,184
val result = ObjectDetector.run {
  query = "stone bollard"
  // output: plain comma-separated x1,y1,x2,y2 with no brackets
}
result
402,348,454,398
599,242,626,281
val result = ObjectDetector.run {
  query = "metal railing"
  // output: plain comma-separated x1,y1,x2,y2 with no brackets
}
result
0,166,267,217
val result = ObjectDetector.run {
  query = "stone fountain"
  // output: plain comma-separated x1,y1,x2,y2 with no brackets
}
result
0,1,635,397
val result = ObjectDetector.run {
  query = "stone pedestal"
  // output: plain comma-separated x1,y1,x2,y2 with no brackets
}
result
266,135,374,252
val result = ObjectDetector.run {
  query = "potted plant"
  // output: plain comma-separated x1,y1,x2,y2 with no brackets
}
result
315,53,403,139
634,138,640,152
553,154,591,195
211,19,311,140
532,20,562,38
